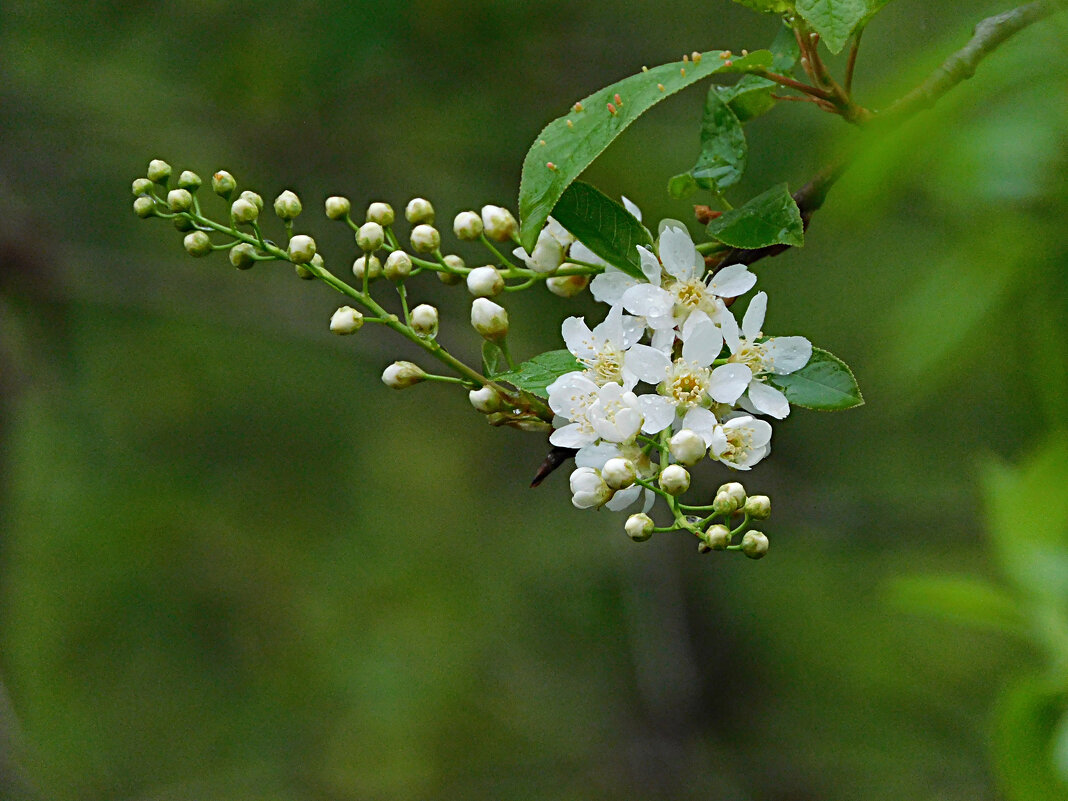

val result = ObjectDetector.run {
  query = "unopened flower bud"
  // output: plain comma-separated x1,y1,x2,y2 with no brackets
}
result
405,197,435,224
741,530,769,559
183,231,212,257
453,211,483,240
273,189,302,220
744,495,771,520
212,170,236,198
366,202,394,226
231,197,259,223
704,524,731,550
382,361,426,389
330,306,364,334
384,250,412,281
625,513,655,542
546,273,590,298
410,224,440,254
167,188,193,212
229,242,257,269
438,254,465,285
470,298,509,341
602,458,637,490
240,190,263,210
132,178,154,196
177,170,202,190
133,196,156,218
712,492,738,516
669,429,706,466
147,159,171,183
410,304,439,336
718,482,747,507
287,234,316,264
468,386,503,413
481,205,517,241
295,263,315,280
173,216,196,232
356,221,384,252
352,255,382,281
570,467,611,509
325,195,351,220
659,464,690,496
466,266,504,298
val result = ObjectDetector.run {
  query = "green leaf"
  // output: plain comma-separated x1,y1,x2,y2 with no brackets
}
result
992,679,1068,801
796,0,866,54
720,23,801,122
550,181,652,279
861,0,894,24
667,172,698,200
481,341,504,376
492,350,582,399
886,574,1027,636
705,182,804,249
688,88,747,193
767,347,863,410
518,50,774,251
730,0,796,12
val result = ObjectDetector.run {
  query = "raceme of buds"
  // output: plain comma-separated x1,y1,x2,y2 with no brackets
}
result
330,306,364,334
183,231,212,257
133,197,156,218
352,255,382,281
240,190,264,211
177,170,202,190
625,513,655,542
468,386,503,413
366,202,394,226
602,458,637,490
231,197,259,223
668,429,706,466
466,266,504,298
570,467,611,509
356,222,385,252
273,190,302,220
659,464,690,496
132,178,154,196
384,250,413,281
744,495,771,520
453,211,483,241
470,298,509,341
147,159,171,183
741,530,769,559
410,224,440,254
230,243,257,269
167,189,193,212
405,197,435,224
382,361,426,389
481,205,517,241
546,274,589,298
410,304,439,336
212,171,236,198
287,234,317,264
704,524,731,550
325,196,351,220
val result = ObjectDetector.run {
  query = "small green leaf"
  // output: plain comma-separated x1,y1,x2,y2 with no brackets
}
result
550,181,652,279
667,172,698,199
886,574,1027,636
518,49,774,251
767,347,863,410
705,182,804,249
720,24,801,122
730,0,796,12
689,89,747,193
482,341,504,376
796,0,866,54
492,350,582,399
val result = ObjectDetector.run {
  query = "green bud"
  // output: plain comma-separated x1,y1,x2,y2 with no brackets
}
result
167,188,193,212
741,530,769,559
352,255,382,282
405,197,434,225
410,303,439,336
231,198,259,224
330,306,364,334
287,234,316,264
240,190,264,211
133,196,156,218
295,263,315,280
173,216,197,232
410,224,440,254
147,159,171,183
453,211,483,241
273,189,302,220
382,361,426,389
132,178,154,196
718,482,747,508
658,464,690,496
229,242,258,270
546,273,590,298
625,513,655,543
704,524,731,550
178,170,202,190
183,231,212,257
212,171,237,198
743,495,771,520
356,221,385,252
438,254,465,285
383,250,413,281
712,492,738,516
438,270,463,286
366,202,395,226
325,195,351,220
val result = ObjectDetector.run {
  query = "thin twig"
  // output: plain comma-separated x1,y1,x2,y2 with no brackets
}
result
844,26,865,95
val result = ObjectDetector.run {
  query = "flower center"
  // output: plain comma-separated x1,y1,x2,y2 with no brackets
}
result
583,344,624,385
729,341,766,374
663,360,710,408
722,425,753,462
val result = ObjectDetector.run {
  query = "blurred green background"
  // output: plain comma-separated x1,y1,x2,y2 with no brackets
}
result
2,1,1067,799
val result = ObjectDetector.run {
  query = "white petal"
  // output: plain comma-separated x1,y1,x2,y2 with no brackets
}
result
707,363,753,404
606,484,642,511
621,283,674,319
621,196,643,222
575,442,620,469
637,246,663,285
708,263,757,298
620,315,645,348
712,305,741,353
763,336,812,375
590,268,634,305
680,317,724,366
592,303,625,344
650,327,676,353
637,395,675,434
625,344,672,384
658,226,698,280
550,423,595,448
747,380,790,419
742,291,767,341
561,317,595,359
640,488,656,513
681,407,718,445
570,241,608,267
681,309,712,341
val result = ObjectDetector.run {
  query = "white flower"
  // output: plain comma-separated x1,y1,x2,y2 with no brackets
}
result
708,413,773,470
547,375,643,448
725,292,812,419
570,466,612,509
513,217,574,273
560,304,649,388
588,382,643,444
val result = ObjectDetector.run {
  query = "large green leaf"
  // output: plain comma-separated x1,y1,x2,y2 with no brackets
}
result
719,23,801,123
550,181,652,279
518,49,773,251
796,0,866,54
492,350,582,399
886,574,1027,637
767,347,863,410
705,182,804,249
689,89,747,193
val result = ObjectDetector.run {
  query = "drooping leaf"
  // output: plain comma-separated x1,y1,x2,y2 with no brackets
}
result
886,574,1027,637
688,89,747,193
730,0,796,12
482,341,504,376
550,181,652,279
492,350,583,399
667,172,698,200
767,347,863,410
795,0,866,54
705,183,804,249
518,50,773,251
719,23,801,122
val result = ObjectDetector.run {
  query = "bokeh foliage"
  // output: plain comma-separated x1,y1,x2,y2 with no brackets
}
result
1,1,1066,799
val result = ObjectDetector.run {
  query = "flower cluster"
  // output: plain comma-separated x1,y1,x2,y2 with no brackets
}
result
546,220,812,552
